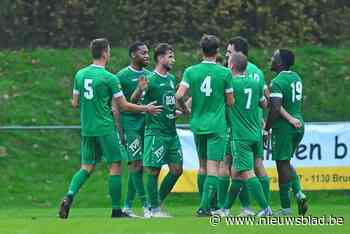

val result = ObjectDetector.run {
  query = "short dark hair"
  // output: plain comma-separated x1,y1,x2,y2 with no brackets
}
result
228,36,249,56
230,52,247,73
154,43,174,62
129,41,146,58
90,38,109,59
200,35,220,57
279,49,295,69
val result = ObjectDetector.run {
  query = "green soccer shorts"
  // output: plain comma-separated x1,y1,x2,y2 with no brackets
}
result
224,130,234,166
271,129,304,161
232,139,260,172
254,137,264,159
194,133,227,161
143,134,183,168
124,130,144,162
81,130,123,165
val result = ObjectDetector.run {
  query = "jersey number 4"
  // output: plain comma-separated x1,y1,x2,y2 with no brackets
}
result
291,81,302,103
200,76,213,96
84,79,94,100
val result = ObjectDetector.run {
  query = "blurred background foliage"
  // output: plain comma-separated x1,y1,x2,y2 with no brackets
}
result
1,0,350,48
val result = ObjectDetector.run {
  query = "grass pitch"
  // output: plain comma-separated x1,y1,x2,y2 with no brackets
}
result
0,200,349,234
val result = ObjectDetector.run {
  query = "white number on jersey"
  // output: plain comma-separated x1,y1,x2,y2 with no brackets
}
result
249,72,260,81
200,76,213,96
244,88,252,109
291,81,302,102
84,79,94,100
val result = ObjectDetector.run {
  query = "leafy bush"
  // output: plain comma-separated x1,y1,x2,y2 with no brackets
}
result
1,0,350,48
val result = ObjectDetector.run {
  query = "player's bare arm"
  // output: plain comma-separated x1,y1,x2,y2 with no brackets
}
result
259,96,268,109
111,100,126,145
71,93,79,109
225,92,234,108
185,97,192,112
265,96,282,131
115,95,162,115
176,84,190,115
280,107,301,129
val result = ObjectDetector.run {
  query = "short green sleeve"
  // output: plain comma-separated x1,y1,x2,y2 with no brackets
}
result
180,68,191,88
270,78,283,98
73,73,80,95
109,74,123,98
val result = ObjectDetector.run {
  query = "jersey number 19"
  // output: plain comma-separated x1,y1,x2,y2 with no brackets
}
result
291,81,302,103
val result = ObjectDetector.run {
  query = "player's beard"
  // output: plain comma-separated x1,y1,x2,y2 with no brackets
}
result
162,63,172,71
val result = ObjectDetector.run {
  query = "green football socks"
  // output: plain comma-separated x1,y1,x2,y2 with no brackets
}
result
131,170,148,207
258,176,271,203
197,173,206,198
238,183,251,208
246,177,268,209
146,173,159,208
218,176,230,208
67,169,90,197
224,179,242,209
279,182,292,209
199,175,218,210
289,171,306,200
159,172,180,204
109,175,122,209
124,173,136,208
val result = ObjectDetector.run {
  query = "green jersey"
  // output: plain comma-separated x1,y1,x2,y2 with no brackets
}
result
230,74,265,141
116,66,152,132
181,61,233,135
246,62,266,124
143,71,178,136
73,64,123,136
270,71,304,132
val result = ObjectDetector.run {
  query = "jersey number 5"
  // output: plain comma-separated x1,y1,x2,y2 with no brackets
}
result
84,79,94,100
291,81,302,103
200,76,212,96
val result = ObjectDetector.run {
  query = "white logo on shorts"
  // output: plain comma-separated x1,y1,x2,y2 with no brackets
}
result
129,138,141,157
154,146,165,162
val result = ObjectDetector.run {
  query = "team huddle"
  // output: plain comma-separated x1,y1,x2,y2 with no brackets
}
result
58,35,308,219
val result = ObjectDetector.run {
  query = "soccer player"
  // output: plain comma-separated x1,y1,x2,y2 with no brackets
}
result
264,49,308,216
116,41,152,217
58,38,162,219
223,52,272,217
135,43,183,218
176,35,234,216
222,36,270,216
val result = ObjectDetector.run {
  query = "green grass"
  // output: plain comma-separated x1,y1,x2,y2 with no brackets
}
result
0,204,349,234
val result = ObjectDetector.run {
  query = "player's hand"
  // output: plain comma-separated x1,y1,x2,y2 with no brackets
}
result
138,76,148,91
263,129,271,150
289,117,302,129
145,101,163,115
